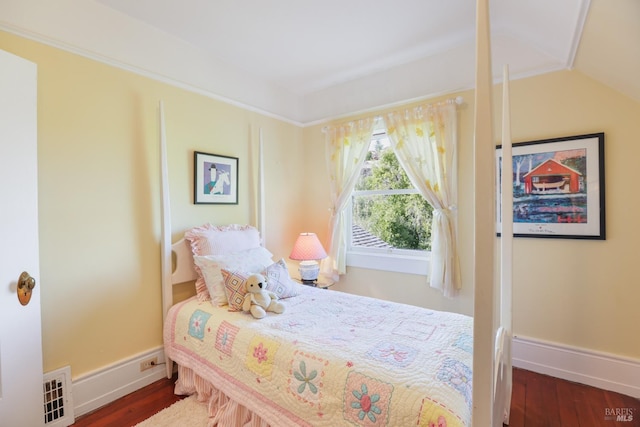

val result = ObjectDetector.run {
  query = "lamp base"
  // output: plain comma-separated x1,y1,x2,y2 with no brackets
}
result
298,260,320,284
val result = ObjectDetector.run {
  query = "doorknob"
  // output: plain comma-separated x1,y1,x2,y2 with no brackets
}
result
17,271,36,306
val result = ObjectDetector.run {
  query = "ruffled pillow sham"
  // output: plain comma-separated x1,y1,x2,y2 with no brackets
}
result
185,224,262,301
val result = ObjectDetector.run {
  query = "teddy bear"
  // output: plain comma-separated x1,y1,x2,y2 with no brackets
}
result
242,273,285,319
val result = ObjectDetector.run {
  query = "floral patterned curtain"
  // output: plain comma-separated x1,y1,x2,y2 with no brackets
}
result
320,119,376,282
385,101,460,297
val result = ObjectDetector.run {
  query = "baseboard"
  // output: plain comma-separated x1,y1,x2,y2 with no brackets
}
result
512,335,640,398
72,347,168,417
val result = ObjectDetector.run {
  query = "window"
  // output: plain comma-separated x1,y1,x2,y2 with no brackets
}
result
346,128,432,275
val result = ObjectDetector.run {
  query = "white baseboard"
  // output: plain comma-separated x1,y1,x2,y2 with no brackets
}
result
72,347,168,417
512,335,640,398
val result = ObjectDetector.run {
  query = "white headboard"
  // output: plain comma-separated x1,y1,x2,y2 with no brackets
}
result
170,238,198,285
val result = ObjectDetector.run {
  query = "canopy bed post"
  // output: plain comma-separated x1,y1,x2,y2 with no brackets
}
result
159,100,174,379
472,0,496,425
258,127,266,245
495,65,514,424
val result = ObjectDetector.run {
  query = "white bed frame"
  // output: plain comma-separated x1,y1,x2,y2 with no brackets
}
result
159,1,513,425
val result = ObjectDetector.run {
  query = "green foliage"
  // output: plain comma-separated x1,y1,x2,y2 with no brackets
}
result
354,149,433,250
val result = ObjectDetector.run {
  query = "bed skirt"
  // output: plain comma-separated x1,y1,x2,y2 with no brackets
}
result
175,364,270,427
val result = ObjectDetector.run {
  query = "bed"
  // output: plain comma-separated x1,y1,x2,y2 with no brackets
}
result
160,1,512,425
164,253,474,425
163,229,475,426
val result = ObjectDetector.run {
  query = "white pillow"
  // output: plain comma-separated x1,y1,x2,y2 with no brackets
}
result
194,246,273,306
186,223,261,256
185,224,262,301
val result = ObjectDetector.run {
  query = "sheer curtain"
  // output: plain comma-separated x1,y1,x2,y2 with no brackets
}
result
385,101,460,297
320,119,376,282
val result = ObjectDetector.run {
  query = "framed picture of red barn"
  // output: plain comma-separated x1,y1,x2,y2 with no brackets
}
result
496,132,605,240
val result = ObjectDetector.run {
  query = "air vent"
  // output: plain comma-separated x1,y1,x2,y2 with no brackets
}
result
43,366,75,426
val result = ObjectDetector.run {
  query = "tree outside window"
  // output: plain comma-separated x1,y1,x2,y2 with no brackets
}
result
351,135,433,252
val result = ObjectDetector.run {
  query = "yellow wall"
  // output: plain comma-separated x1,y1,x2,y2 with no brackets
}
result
2,29,639,383
305,70,640,360
0,31,305,377
505,71,640,359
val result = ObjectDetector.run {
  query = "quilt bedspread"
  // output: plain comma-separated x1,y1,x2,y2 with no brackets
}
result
164,286,473,426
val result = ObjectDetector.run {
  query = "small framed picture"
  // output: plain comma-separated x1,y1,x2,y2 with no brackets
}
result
496,132,605,240
194,151,238,204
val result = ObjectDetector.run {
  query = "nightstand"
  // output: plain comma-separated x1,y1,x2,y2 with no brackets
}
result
294,278,334,289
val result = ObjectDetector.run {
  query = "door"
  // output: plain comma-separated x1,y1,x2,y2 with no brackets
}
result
0,49,44,426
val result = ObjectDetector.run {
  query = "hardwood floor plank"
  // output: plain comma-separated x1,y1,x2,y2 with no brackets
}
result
538,371,561,426
523,370,546,426
71,376,183,427
508,369,526,427
557,375,594,427
576,384,608,426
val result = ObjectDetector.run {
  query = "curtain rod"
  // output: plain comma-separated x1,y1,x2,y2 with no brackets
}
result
321,96,464,132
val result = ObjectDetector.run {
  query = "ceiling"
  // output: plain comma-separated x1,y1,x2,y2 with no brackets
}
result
1,0,638,124
93,0,586,96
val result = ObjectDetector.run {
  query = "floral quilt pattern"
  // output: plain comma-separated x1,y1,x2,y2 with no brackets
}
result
215,320,239,357
343,371,393,426
437,358,473,411
166,285,473,427
187,309,211,340
287,350,328,410
246,335,280,378
365,341,418,368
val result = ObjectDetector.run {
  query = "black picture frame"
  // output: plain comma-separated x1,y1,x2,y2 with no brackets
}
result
496,132,605,240
194,151,238,204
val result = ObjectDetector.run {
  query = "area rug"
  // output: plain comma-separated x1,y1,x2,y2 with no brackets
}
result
134,395,208,427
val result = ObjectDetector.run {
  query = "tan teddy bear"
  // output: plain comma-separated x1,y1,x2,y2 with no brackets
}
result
242,273,285,319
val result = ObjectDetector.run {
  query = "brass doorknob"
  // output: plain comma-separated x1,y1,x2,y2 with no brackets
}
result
17,271,36,306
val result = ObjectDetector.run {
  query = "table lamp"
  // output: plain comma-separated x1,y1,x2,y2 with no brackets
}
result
289,233,327,284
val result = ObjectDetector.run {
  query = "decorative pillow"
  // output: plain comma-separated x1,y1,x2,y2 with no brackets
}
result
220,269,250,311
263,258,301,299
194,246,274,306
185,224,262,301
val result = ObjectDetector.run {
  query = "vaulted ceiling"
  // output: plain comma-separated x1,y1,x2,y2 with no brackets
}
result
1,0,638,124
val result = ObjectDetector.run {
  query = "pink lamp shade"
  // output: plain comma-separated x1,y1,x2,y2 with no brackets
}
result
289,233,327,284
289,233,327,261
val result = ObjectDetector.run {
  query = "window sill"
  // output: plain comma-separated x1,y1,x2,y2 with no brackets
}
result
346,250,430,276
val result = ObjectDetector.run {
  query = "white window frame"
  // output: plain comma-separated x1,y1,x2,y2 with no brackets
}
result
345,129,431,276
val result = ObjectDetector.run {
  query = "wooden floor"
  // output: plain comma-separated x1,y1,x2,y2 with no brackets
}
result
72,368,639,427
71,375,185,427
508,369,638,427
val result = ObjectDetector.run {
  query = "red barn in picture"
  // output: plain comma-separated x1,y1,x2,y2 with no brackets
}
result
523,159,582,194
